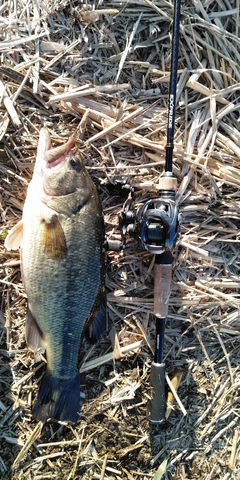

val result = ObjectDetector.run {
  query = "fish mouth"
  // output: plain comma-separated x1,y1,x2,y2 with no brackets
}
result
45,137,76,168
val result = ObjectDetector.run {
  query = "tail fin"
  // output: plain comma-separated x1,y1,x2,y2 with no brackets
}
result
32,372,80,423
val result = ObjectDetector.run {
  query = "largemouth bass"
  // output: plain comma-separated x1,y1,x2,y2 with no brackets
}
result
5,127,105,423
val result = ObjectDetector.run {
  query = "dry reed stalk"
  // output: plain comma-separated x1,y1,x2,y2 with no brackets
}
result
0,0,240,479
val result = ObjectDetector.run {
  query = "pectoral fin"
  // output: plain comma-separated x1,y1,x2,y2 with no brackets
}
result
41,216,67,259
4,220,23,250
25,307,46,353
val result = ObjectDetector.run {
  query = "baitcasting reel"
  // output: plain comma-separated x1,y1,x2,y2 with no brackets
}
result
120,185,180,255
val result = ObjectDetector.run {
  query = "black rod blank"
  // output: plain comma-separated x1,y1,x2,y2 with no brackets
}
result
165,0,181,173
154,316,165,364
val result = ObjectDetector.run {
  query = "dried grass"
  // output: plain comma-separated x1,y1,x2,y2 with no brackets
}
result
0,1,240,479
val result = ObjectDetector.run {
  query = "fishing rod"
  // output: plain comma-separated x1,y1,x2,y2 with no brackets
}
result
117,0,181,423
147,0,181,423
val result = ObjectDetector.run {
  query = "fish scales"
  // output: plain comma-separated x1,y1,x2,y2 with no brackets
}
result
22,199,103,378
5,128,105,423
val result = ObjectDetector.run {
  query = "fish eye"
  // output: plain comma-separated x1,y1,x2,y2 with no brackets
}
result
69,158,81,172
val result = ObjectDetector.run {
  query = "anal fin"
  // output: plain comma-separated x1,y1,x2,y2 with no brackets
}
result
25,307,46,353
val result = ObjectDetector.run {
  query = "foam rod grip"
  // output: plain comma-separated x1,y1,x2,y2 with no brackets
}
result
148,362,166,423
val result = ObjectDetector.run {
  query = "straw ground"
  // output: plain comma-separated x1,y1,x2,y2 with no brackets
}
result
0,1,239,479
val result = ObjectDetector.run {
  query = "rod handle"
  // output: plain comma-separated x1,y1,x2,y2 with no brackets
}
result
148,362,166,423
154,262,172,317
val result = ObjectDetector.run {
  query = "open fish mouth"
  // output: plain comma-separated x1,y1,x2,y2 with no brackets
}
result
45,137,76,168
36,127,76,170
